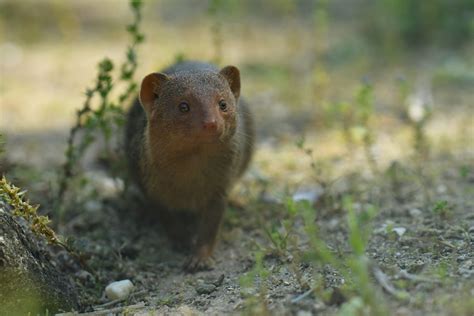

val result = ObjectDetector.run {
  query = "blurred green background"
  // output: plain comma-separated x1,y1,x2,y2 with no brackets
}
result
0,0,473,171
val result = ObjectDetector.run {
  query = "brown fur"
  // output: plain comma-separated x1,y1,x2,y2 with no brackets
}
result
125,61,254,271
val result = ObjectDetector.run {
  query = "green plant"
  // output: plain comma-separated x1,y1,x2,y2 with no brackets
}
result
354,80,378,175
432,200,451,219
386,161,407,203
55,0,144,215
0,176,67,249
459,165,469,179
239,250,270,315
296,136,335,208
397,76,431,161
342,196,385,314
299,199,341,270
296,196,391,314
337,102,356,155
398,78,434,206
410,111,432,206
173,52,187,64
408,109,431,163
330,82,378,175
364,0,474,52
262,218,293,257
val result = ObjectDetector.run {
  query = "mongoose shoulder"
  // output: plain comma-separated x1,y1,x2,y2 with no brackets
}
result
125,61,254,271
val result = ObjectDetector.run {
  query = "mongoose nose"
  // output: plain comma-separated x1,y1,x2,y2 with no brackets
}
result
202,120,217,131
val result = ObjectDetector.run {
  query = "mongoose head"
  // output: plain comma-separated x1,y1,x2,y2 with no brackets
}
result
139,66,241,151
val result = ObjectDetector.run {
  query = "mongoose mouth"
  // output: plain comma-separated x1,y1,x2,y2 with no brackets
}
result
195,121,224,143
194,132,224,144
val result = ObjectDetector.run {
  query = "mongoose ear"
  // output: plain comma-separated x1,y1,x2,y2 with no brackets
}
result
220,66,241,99
139,72,170,114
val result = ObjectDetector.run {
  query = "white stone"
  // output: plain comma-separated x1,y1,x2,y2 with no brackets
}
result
105,279,134,300
409,208,422,217
436,184,447,193
293,185,324,203
392,227,407,237
407,96,426,122
85,171,124,198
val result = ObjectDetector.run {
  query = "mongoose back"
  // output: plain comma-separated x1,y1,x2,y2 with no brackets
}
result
125,61,254,271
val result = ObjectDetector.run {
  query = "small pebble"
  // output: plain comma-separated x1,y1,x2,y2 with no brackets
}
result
327,218,340,231
436,184,447,193
213,274,225,287
409,208,422,217
407,96,426,123
195,282,217,295
105,279,134,300
457,254,467,262
292,186,323,203
393,227,407,237
458,260,473,278
85,171,124,197
261,191,281,204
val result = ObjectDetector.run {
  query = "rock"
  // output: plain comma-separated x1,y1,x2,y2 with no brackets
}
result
409,208,423,217
458,260,473,278
195,282,217,295
213,274,225,287
105,279,134,300
457,254,468,262
407,94,428,123
260,191,281,204
436,184,447,193
393,227,407,237
84,171,124,198
293,185,324,203
0,203,79,314
327,218,341,231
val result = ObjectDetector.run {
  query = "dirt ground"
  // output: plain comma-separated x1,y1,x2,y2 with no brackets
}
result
3,102,473,315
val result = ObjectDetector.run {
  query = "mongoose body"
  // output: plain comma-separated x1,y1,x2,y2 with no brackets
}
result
125,61,254,271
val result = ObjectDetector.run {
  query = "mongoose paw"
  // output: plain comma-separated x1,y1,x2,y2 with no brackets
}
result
183,255,215,272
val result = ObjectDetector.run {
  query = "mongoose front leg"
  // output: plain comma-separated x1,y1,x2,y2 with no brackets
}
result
160,210,195,250
184,197,225,272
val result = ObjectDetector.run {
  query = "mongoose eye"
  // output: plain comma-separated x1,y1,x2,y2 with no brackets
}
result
219,100,227,112
179,102,190,113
